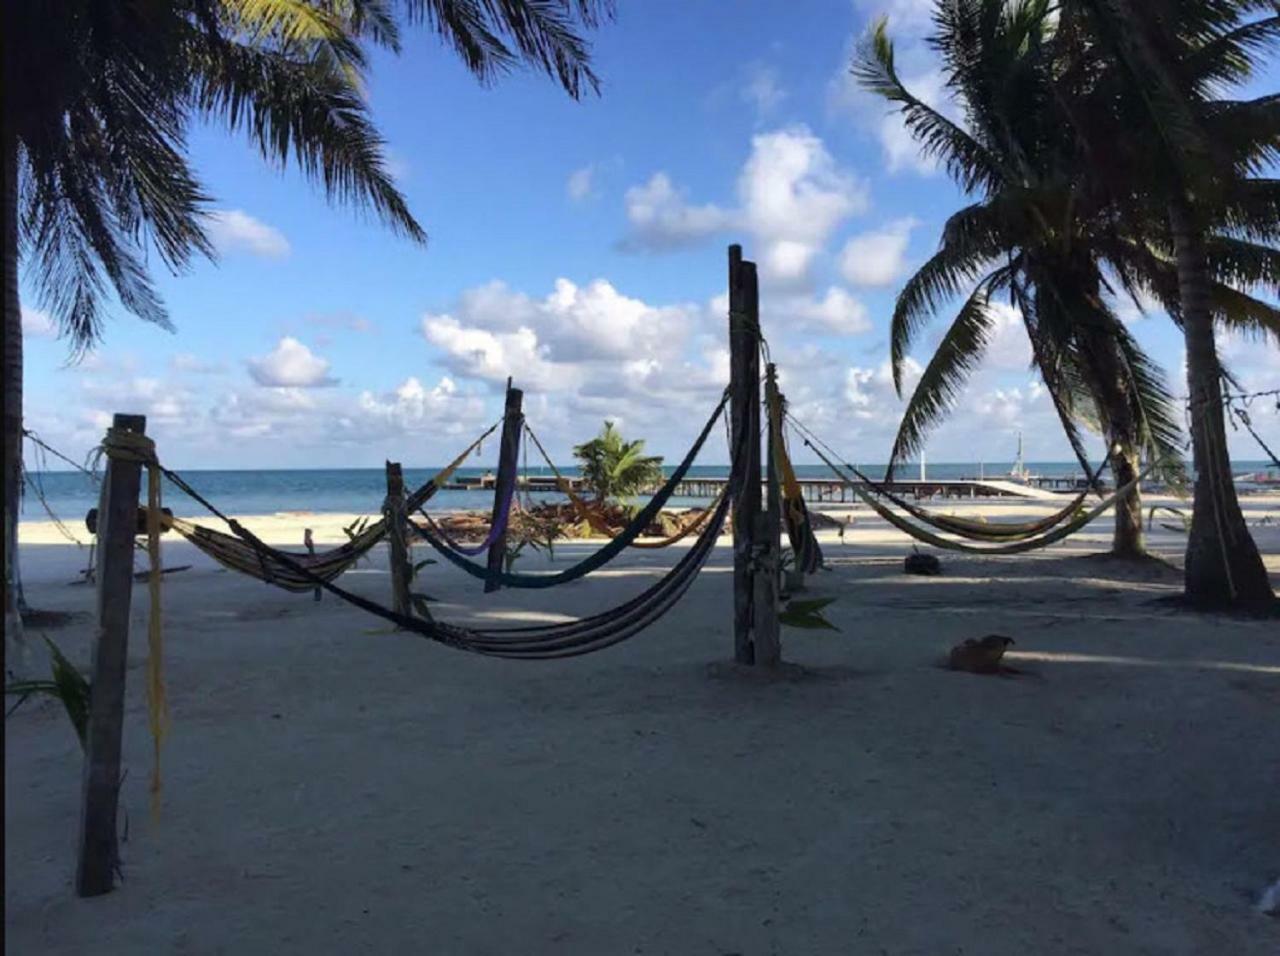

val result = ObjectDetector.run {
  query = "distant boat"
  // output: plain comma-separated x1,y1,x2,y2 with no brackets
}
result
1008,431,1034,482
1234,468,1280,487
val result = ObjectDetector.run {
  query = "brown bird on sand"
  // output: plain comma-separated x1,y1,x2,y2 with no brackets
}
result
948,635,1015,674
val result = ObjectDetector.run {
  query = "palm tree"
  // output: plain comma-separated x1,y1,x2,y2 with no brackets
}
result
572,421,666,504
1051,0,1278,606
3,1,612,646
854,2,1187,558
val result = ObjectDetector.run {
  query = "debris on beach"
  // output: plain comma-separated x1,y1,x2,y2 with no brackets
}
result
947,635,1016,674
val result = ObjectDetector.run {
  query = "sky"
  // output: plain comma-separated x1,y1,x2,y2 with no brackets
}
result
19,0,1280,472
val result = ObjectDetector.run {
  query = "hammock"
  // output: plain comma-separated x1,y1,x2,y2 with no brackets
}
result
153,400,747,660
416,390,731,588
160,423,497,591
799,431,1163,556
521,423,721,550
786,413,1099,543
768,390,823,574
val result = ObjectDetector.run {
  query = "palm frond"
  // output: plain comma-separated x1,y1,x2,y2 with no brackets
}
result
399,0,613,98
852,18,1004,194
885,267,1011,478
195,38,426,242
889,201,1008,393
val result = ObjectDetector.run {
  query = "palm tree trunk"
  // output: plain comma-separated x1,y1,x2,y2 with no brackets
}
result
1108,438,1143,557
1094,342,1144,558
4,124,26,665
1169,197,1273,607
1077,310,1145,557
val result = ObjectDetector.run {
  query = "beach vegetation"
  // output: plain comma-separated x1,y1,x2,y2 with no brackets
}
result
572,421,666,505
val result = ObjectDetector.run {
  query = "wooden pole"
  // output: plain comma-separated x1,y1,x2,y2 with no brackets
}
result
76,413,145,897
485,379,524,593
754,363,782,665
728,246,762,665
385,462,411,618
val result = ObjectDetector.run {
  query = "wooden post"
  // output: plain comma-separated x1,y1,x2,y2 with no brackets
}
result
728,246,763,665
485,379,524,593
385,462,411,618
76,413,145,897
754,365,782,663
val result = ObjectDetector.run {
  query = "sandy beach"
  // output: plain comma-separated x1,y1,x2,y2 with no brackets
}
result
6,493,1280,955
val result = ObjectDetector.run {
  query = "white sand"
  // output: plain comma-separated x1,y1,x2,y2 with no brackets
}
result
6,494,1280,955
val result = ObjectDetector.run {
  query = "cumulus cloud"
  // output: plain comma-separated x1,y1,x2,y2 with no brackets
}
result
839,217,918,287
207,209,291,258
567,164,596,201
619,127,867,286
21,307,57,338
738,127,869,283
772,287,872,335
421,277,704,390
619,173,735,251
247,337,337,387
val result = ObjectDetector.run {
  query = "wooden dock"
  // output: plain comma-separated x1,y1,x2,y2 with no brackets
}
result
445,473,1102,501
669,476,1091,502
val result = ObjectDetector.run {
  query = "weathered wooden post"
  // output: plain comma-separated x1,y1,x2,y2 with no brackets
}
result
76,413,145,897
485,379,524,593
728,246,764,665
753,363,782,664
385,462,411,618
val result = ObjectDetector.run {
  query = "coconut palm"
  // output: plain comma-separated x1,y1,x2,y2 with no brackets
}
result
572,421,666,504
856,1,1279,568
854,2,1187,557
1050,0,1278,606
3,1,613,645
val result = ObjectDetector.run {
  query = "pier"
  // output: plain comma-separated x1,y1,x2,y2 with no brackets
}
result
446,473,1103,501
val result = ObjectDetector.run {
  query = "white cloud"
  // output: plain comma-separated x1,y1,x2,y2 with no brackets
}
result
247,337,337,387
773,287,872,335
619,127,868,287
738,126,869,284
619,173,735,251
567,164,596,201
207,209,291,259
839,217,918,287
21,307,57,338
422,317,567,391
742,64,786,116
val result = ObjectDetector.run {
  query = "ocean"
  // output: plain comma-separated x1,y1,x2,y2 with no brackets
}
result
20,460,1277,525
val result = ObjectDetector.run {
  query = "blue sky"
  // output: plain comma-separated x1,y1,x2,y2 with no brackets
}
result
20,0,1279,471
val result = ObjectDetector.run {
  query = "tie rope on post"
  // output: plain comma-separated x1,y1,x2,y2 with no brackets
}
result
98,427,167,819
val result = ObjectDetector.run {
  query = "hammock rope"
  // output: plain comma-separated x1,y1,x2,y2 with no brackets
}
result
766,388,823,574
791,418,1164,555
97,426,166,818
521,421,724,550
785,413,1101,543
148,393,746,660
161,420,500,591
415,390,731,588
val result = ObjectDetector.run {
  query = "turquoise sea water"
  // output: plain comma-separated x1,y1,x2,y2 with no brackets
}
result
21,460,1278,524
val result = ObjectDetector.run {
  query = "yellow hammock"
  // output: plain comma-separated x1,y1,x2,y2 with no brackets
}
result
803,438,1162,555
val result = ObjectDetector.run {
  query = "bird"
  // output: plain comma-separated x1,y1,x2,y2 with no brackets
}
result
947,634,1016,674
